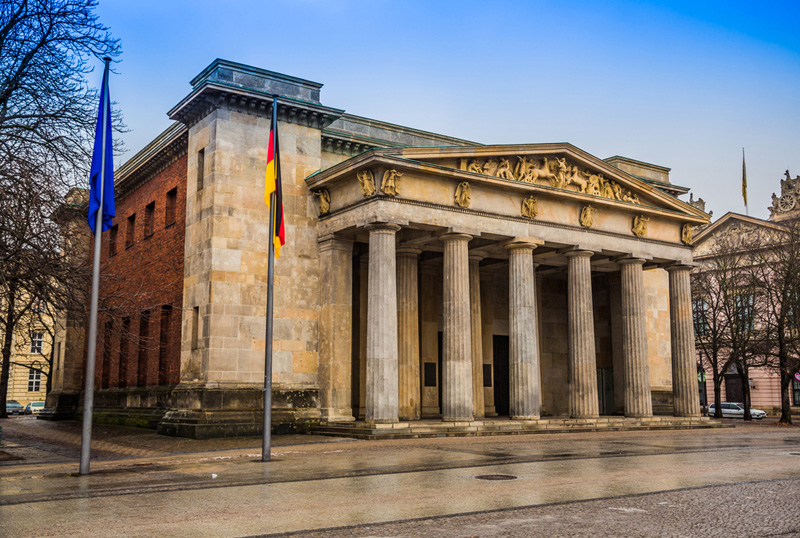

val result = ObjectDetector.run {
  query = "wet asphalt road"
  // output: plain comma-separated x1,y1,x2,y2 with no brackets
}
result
1,417,799,537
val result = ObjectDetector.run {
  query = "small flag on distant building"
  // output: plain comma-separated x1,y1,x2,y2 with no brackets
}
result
87,62,115,234
264,97,285,258
742,148,748,211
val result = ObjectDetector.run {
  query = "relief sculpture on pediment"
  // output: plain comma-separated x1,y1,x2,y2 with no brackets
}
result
521,195,538,219
357,169,375,197
632,214,649,237
465,155,641,205
455,182,471,208
381,169,402,197
313,189,331,215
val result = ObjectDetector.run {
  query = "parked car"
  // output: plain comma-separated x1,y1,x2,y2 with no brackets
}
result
708,402,767,419
5,401,24,415
24,401,45,415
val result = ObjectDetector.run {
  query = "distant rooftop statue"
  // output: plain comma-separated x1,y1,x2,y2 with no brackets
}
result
768,169,800,221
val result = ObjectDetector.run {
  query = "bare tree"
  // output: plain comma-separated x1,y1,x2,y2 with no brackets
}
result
693,229,762,420
0,0,119,418
749,219,800,425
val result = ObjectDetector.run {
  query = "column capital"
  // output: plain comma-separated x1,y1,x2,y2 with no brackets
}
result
468,253,484,263
440,232,472,243
617,257,646,266
396,246,422,257
564,249,594,259
664,262,696,273
317,234,354,252
505,241,539,253
366,222,402,234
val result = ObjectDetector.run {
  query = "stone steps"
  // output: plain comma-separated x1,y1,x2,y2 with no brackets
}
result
310,416,727,440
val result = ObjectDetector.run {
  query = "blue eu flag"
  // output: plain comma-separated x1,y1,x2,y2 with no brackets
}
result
87,61,115,234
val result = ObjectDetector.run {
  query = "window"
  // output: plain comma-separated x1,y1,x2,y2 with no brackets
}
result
165,188,177,227
735,292,754,331
126,214,136,248
197,148,205,191
137,310,150,387
30,331,43,354
191,306,200,350
144,202,155,238
158,305,172,385
102,321,113,389
692,299,709,337
27,369,41,392
119,317,130,387
109,225,118,257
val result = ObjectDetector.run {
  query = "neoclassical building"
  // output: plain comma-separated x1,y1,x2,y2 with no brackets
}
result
48,60,709,437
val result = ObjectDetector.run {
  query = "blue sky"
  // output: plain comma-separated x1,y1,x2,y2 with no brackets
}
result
93,0,800,220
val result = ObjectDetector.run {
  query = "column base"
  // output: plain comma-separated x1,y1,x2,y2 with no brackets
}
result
511,414,540,420
366,418,399,425
320,408,356,422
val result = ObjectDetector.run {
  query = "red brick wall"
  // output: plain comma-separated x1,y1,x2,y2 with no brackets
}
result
90,154,187,389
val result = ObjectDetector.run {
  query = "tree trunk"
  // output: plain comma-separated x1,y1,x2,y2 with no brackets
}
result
713,372,723,418
738,363,752,421
0,285,17,419
779,361,793,425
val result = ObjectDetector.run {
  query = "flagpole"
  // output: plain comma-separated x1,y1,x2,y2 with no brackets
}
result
262,97,279,462
263,192,275,462
80,58,111,475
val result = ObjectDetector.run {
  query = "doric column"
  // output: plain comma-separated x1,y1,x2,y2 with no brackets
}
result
442,233,474,421
667,265,701,417
357,254,368,419
366,224,401,423
618,258,653,418
318,235,355,422
566,249,599,418
397,247,421,420
469,255,485,418
506,242,542,419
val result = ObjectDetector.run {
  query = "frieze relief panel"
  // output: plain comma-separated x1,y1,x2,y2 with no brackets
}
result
465,156,642,205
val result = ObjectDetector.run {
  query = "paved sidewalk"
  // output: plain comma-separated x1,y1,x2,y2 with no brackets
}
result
1,416,798,537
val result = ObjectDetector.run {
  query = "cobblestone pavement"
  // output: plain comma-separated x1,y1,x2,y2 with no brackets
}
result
270,478,800,538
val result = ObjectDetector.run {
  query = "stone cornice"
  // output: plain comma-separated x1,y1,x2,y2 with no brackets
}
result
168,82,344,129
115,122,188,201
321,131,377,157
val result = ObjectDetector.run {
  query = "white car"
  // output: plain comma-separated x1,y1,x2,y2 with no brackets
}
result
25,401,45,414
708,402,766,419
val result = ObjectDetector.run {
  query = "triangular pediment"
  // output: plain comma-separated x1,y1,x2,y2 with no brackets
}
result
693,212,789,258
388,144,706,219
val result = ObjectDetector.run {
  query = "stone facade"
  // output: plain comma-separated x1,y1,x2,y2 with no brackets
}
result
49,60,709,436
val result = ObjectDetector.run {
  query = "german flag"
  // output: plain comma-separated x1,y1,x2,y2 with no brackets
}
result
265,97,285,258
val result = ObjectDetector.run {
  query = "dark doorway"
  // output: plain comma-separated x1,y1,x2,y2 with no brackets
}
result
437,332,443,412
725,374,743,402
493,335,510,416
597,368,614,415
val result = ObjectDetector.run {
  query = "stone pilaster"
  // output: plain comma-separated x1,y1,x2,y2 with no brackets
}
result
667,265,701,417
618,258,653,418
468,255,485,418
318,235,354,422
566,250,599,418
366,224,401,423
397,247,421,420
441,233,474,421
506,243,542,419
